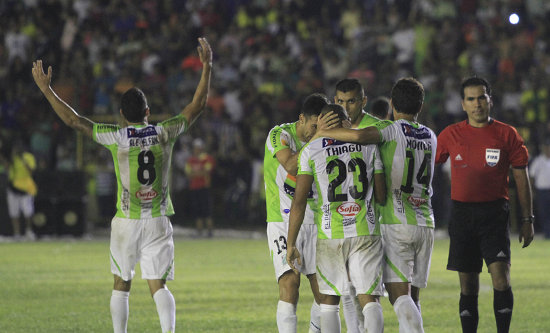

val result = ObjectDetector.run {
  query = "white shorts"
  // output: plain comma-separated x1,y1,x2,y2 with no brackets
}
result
267,222,317,280
381,224,434,288
316,236,384,296
7,189,34,219
110,216,175,281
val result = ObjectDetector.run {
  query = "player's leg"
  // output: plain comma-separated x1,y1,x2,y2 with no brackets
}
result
305,274,322,333
381,225,424,332
349,235,385,333
278,271,300,333
320,295,341,333
267,222,299,333
148,279,175,333
488,262,513,333
110,217,140,333
141,217,176,333
111,275,132,333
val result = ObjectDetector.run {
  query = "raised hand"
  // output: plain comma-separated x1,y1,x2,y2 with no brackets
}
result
31,60,52,93
197,37,213,67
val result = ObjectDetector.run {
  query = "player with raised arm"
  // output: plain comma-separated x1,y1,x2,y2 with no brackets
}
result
315,78,436,333
32,38,212,333
287,104,386,333
264,93,337,333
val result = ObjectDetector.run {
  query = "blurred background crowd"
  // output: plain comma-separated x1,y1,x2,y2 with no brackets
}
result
1,0,549,235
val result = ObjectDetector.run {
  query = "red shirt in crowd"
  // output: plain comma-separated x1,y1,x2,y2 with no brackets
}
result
435,119,529,202
185,153,216,190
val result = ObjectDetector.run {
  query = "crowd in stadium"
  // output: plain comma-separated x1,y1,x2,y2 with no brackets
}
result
1,0,549,229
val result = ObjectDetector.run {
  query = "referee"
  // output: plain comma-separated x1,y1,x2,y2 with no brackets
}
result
435,76,534,333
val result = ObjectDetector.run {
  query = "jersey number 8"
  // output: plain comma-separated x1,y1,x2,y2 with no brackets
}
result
138,150,156,185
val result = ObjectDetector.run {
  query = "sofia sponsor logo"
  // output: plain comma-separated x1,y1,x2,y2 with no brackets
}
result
135,188,158,200
337,202,361,217
407,196,427,207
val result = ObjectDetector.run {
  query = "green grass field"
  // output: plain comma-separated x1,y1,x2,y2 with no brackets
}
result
0,235,548,332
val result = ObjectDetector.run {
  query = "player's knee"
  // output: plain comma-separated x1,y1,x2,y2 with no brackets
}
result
279,271,300,302
113,275,132,292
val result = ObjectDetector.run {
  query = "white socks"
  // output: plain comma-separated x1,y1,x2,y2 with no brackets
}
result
110,290,129,333
362,302,384,333
320,304,341,333
277,300,297,333
153,288,176,333
309,301,322,333
394,295,424,333
341,295,360,333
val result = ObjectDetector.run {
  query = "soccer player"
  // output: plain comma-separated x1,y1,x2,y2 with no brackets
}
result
315,78,436,333
264,93,334,333
287,103,386,333
334,78,381,129
435,76,534,333
31,37,212,333
333,78,383,332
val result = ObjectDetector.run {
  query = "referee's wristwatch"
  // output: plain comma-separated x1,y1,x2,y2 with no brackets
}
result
521,215,535,223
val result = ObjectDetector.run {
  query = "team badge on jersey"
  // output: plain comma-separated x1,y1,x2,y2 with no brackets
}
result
485,148,500,167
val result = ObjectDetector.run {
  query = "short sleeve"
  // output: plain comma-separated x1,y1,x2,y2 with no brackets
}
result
159,114,188,142
435,129,450,164
297,144,313,176
93,123,120,146
375,120,395,143
508,127,528,168
266,126,292,157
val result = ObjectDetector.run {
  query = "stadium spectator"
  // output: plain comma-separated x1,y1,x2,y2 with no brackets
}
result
370,96,391,120
529,139,550,239
31,37,212,333
315,78,436,333
435,76,534,333
287,104,386,333
185,138,216,238
1,138,37,241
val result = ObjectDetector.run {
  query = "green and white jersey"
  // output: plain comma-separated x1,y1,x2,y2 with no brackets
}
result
298,137,383,239
375,119,436,228
264,122,316,224
93,115,188,219
356,112,380,129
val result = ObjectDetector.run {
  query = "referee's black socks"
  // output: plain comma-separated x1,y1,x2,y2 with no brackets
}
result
494,287,513,333
459,293,478,333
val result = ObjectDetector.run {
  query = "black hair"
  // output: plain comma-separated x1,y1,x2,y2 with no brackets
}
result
370,96,390,119
460,76,492,99
335,78,364,96
321,103,348,121
120,87,148,122
390,78,424,115
301,93,329,117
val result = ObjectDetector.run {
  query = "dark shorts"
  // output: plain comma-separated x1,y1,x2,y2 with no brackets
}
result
188,188,212,219
447,199,510,273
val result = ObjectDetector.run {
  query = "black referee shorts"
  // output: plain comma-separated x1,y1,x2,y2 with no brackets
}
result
447,199,511,273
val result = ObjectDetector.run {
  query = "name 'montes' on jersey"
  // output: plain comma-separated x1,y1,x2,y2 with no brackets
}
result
298,137,383,239
93,114,188,219
375,119,436,228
